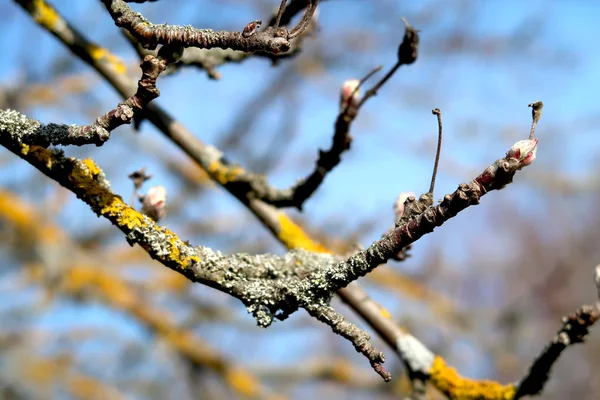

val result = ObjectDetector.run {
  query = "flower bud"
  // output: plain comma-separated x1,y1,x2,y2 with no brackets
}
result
394,191,415,219
141,186,167,222
339,79,361,112
506,138,538,167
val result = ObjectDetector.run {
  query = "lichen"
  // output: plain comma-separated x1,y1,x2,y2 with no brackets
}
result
429,356,517,400
87,44,128,75
277,213,330,254
31,0,61,31
224,368,260,398
207,160,245,185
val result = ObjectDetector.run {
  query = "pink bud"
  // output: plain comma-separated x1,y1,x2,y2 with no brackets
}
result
141,186,167,222
394,191,415,218
340,79,361,112
506,138,538,167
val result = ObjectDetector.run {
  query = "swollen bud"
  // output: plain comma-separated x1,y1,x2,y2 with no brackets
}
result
141,186,167,222
506,138,538,168
397,18,419,65
339,79,361,112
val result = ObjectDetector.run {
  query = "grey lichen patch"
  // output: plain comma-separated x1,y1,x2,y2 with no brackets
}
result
396,334,435,374
0,109,110,147
0,109,42,141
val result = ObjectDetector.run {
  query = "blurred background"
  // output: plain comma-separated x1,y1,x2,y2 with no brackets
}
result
1,0,599,399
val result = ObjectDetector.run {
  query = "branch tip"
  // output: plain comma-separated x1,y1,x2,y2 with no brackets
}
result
528,101,543,139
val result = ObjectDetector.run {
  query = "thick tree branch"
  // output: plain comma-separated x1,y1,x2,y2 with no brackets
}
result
101,0,318,55
120,0,321,80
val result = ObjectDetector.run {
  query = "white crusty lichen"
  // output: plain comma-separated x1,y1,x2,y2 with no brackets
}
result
0,109,42,139
396,333,435,374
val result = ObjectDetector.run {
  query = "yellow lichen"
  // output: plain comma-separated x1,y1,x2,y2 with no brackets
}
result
378,305,392,319
82,158,100,177
0,190,35,230
224,368,261,398
31,0,61,30
87,44,128,75
19,143,55,169
429,356,517,400
277,213,330,254
207,160,245,185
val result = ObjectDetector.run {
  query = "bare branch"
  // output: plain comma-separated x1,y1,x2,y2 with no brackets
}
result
0,109,539,381
101,0,318,55
305,302,391,381
248,66,383,209
0,55,165,147
514,304,599,398
120,0,321,79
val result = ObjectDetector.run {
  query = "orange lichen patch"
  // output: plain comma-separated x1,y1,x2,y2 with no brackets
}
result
0,189,64,245
276,213,331,254
0,190,36,229
430,356,516,400
21,74,91,107
31,0,61,31
207,160,245,185
330,362,353,382
148,271,189,291
23,357,59,387
224,368,262,398
65,268,269,398
57,266,136,310
68,374,124,400
86,44,128,75
369,269,455,317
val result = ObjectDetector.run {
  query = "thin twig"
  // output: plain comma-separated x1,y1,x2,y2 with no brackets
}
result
429,108,443,195
272,0,288,29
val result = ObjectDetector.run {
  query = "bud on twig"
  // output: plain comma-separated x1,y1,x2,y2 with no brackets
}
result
397,18,419,65
242,20,262,38
140,186,167,222
340,79,361,113
506,138,538,168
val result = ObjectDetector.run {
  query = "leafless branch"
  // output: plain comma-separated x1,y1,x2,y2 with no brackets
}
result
101,0,318,54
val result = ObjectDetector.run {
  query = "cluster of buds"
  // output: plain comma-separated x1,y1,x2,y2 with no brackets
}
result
339,79,361,113
505,138,538,168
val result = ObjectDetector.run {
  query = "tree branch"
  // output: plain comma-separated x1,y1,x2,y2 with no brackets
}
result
0,109,538,381
0,55,165,147
101,0,318,55
244,20,420,209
